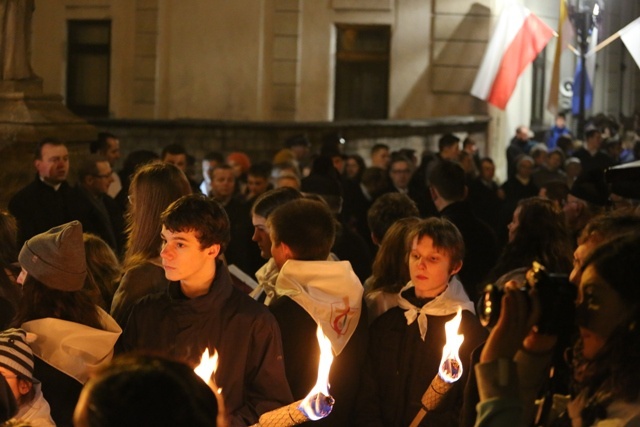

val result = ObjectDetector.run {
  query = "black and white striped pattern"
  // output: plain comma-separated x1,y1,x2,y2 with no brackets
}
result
0,328,34,381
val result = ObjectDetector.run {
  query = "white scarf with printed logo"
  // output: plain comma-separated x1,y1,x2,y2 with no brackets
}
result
275,259,363,356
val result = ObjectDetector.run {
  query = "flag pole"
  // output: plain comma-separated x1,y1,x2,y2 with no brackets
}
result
588,31,621,55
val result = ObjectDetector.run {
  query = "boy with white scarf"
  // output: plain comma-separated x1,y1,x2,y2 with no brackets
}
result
356,217,487,427
267,198,368,427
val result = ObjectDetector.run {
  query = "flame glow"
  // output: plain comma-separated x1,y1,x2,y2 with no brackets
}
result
194,348,221,393
298,326,335,420
438,308,465,383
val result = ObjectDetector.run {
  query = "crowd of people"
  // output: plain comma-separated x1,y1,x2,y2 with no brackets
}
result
0,114,639,427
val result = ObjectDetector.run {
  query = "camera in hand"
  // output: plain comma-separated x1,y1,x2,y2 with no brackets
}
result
477,262,576,335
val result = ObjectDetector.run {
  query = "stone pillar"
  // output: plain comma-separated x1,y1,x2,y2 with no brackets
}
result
0,0,96,208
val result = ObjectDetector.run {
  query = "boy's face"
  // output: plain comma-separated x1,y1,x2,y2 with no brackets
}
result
247,175,269,198
252,214,272,259
160,226,219,285
409,235,461,298
211,169,235,200
163,153,187,172
371,148,390,169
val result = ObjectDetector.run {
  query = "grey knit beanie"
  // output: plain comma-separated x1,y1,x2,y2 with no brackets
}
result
18,221,87,292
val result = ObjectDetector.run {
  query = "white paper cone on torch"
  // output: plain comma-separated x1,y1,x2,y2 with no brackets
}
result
251,325,336,427
409,307,465,427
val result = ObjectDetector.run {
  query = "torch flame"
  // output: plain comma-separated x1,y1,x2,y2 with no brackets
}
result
298,325,335,420
195,348,221,393
438,307,465,383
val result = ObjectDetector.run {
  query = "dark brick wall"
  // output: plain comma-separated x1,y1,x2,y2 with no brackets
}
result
90,116,490,181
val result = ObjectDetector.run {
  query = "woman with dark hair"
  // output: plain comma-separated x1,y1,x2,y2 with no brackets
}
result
474,233,640,427
83,233,122,312
488,197,573,283
13,221,121,427
364,216,420,323
0,210,21,329
110,162,191,327
73,354,218,427
564,234,640,425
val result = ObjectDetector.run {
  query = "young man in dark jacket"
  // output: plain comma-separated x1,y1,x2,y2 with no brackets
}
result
267,198,368,426
118,194,293,427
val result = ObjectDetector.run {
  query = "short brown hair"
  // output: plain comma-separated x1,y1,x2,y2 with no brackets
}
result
268,199,335,260
407,217,464,268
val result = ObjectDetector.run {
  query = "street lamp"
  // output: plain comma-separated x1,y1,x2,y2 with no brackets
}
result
569,0,602,139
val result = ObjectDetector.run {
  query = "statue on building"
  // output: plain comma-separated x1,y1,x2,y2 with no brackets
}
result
0,0,35,80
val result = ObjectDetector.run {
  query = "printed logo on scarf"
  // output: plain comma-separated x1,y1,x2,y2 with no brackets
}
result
331,296,353,336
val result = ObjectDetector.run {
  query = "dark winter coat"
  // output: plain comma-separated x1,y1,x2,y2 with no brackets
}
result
119,261,293,427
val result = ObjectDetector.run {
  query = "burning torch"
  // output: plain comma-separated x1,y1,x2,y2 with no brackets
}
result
194,347,228,427
195,325,336,427
409,307,465,427
250,325,335,426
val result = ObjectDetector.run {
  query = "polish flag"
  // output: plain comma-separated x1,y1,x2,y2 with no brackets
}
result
471,2,555,110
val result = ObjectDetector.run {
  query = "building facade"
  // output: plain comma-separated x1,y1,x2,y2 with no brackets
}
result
31,0,640,177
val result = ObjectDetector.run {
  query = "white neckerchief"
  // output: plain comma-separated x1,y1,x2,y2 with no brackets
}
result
274,259,363,355
396,276,474,341
251,258,279,305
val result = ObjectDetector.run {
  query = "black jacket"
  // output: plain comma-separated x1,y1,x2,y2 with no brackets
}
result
440,201,499,300
119,261,293,426
356,290,487,427
269,296,369,427
8,177,83,246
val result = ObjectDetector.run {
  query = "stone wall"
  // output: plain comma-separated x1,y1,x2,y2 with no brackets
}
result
91,115,489,182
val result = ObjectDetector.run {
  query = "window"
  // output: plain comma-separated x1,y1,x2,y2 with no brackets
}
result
66,20,111,117
334,24,390,120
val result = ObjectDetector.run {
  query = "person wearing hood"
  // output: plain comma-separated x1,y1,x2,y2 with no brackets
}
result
0,328,55,427
12,221,122,427
267,198,368,426
356,217,487,427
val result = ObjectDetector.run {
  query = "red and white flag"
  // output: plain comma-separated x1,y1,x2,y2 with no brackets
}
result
471,2,555,110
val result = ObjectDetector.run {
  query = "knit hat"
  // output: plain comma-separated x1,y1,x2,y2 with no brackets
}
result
0,329,37,384
19,221,87,292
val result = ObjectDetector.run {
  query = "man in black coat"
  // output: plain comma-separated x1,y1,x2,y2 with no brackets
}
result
429,161,499,300
9,139,83,247
76,155,125,254
267,199,368,427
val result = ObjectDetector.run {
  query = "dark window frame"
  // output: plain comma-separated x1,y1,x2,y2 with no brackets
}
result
334,24,391,120
66,19,112,117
